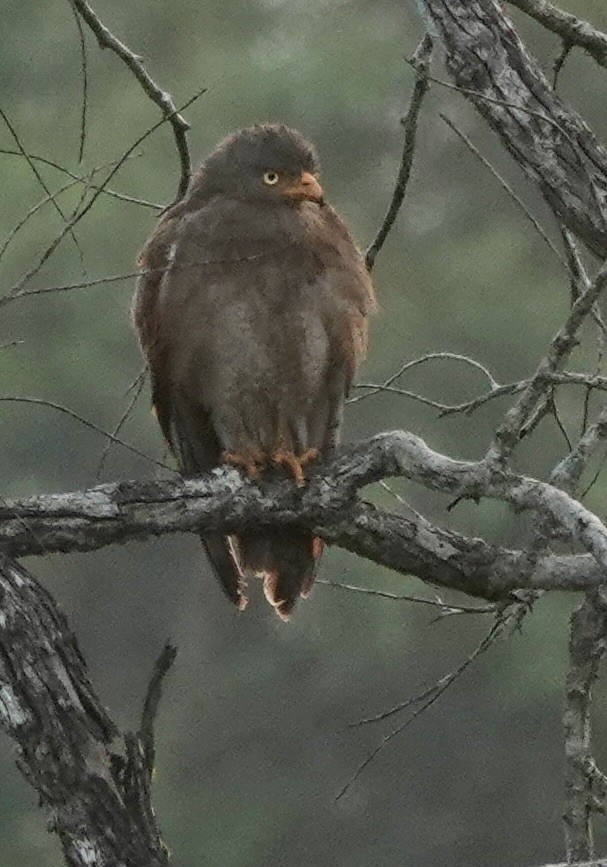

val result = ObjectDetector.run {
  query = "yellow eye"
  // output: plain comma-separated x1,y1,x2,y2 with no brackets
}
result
263,171,279,186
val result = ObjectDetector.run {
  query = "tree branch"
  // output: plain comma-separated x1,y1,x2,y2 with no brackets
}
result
69,0,192,200
535,861,607,867
563,592,607,862
486,259,607,464
0,555,171,865
419,0,607,258
508,0,607,71
365,34,432,269
2,432,607,602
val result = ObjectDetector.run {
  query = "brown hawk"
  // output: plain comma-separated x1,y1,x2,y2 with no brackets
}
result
133,124,375,619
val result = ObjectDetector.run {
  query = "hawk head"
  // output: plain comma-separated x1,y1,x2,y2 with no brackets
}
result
192,124,324,206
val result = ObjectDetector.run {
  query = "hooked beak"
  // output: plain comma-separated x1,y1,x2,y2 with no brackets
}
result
283,171,324,205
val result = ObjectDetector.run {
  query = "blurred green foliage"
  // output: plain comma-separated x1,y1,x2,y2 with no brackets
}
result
2,1,607,864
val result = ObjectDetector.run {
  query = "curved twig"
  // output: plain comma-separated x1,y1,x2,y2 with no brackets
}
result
365,35,432,269
70,0,192,199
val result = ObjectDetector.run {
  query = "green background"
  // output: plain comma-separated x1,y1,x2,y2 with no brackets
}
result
2,1,607,864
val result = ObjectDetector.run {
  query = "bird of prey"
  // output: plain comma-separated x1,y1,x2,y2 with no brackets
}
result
133,124,375,620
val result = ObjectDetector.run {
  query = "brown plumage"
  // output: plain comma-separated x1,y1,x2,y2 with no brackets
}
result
133,124,375,619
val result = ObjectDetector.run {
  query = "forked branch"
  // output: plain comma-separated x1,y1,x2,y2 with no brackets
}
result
0,556,174,866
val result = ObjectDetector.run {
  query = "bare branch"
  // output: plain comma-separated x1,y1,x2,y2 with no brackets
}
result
0,87,206,307
365,35,432,270
349,351,499,407
535,860,607,867
561,227,607,345
508,0,607,70
563,592,607,861
0,148,162,209
317,579,494,615
0,107,84,262
95,367,148,479
487,259,607,465
2,433,607,600
420,0,607,258
0,396,167,470
439,112,565,265
3,250,273,305
337,614,506,800
0,555,170,865
0,159,125,264
70,0,192,199
0,176,81,263
68,0,89,162
552,405,607,491
356,370,607,418
137,642,177,778
552,39,572,90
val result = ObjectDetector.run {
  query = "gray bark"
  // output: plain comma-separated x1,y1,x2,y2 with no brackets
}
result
420,0,607,258
0,555,170,866
2,432,607,601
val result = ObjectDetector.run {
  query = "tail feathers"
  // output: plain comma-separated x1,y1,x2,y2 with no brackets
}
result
238,529,322,621
200,533,248,611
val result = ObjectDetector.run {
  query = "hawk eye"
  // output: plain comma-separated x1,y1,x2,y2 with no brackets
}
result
263,171,279,186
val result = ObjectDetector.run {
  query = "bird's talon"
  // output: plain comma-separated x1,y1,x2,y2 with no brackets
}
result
271,448,318,486
299,448,319,467
222,450,264,478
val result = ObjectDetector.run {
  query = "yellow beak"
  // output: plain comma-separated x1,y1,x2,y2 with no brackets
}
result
283,171,324,205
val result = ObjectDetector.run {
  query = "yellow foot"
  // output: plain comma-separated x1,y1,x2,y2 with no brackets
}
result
271,447,319,486
221,449,265,479
299,448,319,469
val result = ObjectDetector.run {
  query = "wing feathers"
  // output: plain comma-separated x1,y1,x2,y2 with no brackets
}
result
133,193,374,619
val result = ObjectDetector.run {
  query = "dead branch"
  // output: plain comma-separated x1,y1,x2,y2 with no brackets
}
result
1,432,607,602
69,0,192,199
508,0,607,71
0,555,173,866
419,0,607,259
563,592,607,861
365,34,432,269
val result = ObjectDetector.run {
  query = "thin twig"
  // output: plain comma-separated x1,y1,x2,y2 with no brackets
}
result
317,579,494,615
138,641,177,777
0,107,85,264
2,250,277,306
550,391,573,451
560,227,607,343
0,159,122,263
365,35,432,270
0,176,81,263
354,371,607,418
0,396,168,470
336,616,505,800
0,148,161,209
580,446,607,499
96,367,148,479
552,40,572,90
0,87,206,307
68,0,89,162
70,0,193,199
439,113,565,265
349,351,499,406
